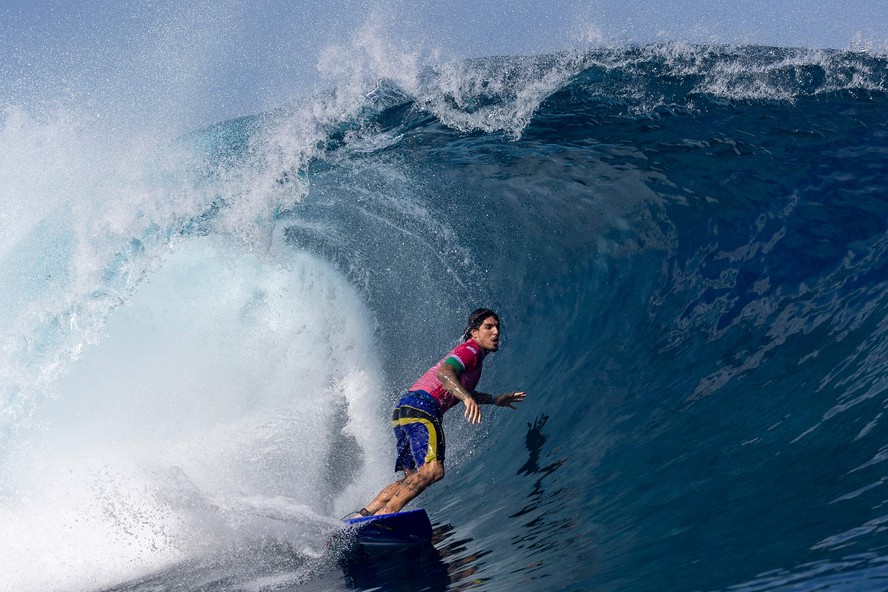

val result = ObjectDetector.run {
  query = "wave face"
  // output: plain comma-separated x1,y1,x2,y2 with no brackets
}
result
2,45,888,591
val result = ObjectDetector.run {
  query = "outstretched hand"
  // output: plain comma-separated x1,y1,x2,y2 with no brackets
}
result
495,391,527,409
464,396,482,424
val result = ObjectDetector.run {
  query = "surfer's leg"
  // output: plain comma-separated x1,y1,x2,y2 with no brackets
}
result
361,402,418,515
376,461,444,514
364,470,414,514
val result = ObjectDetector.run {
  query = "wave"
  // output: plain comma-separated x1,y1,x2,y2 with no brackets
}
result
1,43,888,591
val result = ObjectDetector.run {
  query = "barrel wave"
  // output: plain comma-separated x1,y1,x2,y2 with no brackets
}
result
2,44,888,592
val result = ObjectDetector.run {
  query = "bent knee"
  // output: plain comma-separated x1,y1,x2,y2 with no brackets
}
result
420,462,445,483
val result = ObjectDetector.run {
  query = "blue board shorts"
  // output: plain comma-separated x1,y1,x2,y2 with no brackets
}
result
392,390,445,472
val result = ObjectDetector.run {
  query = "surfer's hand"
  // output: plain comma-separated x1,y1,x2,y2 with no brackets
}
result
496,391,526,409
464,396,482,424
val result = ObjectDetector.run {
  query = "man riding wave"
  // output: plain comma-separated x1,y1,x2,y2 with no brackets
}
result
352,308,526,517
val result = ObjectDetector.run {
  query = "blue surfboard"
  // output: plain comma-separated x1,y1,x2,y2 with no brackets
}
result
343,509,433,546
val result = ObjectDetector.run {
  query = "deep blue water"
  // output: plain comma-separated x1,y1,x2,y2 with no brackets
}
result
2,45,888,592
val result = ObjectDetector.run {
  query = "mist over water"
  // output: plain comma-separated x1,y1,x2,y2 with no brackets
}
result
2,234,393,589
2,3,888,591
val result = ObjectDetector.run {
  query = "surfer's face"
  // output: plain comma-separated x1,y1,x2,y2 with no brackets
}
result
471,316,500,352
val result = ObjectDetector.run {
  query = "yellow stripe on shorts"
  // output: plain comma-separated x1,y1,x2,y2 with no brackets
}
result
392,416,440,463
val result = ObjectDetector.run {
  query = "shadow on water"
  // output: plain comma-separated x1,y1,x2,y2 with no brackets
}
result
513,415,569,522
336,522,491,591
516,414,564,478
508,414,580,587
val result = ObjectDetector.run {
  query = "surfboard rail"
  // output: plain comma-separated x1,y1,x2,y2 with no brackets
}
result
342,508,433,546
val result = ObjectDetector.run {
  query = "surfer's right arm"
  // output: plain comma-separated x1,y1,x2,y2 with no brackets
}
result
437,363,482,424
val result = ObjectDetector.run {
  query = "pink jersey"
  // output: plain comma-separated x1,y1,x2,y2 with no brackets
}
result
410,340,487,413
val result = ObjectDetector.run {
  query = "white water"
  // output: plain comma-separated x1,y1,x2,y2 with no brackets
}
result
0,84,397,592
0,235,391,592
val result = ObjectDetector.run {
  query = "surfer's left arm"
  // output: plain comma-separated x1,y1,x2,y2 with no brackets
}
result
473,390,527,409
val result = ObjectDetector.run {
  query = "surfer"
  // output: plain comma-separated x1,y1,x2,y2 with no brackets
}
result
352,308,526,517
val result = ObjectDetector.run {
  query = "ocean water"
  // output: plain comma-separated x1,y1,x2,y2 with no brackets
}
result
2,43,888,592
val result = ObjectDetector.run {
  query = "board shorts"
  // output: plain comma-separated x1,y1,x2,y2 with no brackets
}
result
392,390,445,472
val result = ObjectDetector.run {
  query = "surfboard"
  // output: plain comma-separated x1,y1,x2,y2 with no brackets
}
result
342,508,433,546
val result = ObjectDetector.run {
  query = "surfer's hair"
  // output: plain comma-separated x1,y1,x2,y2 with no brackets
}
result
463,308,500,341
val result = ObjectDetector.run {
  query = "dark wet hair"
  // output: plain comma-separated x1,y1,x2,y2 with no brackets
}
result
463,308,500,341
